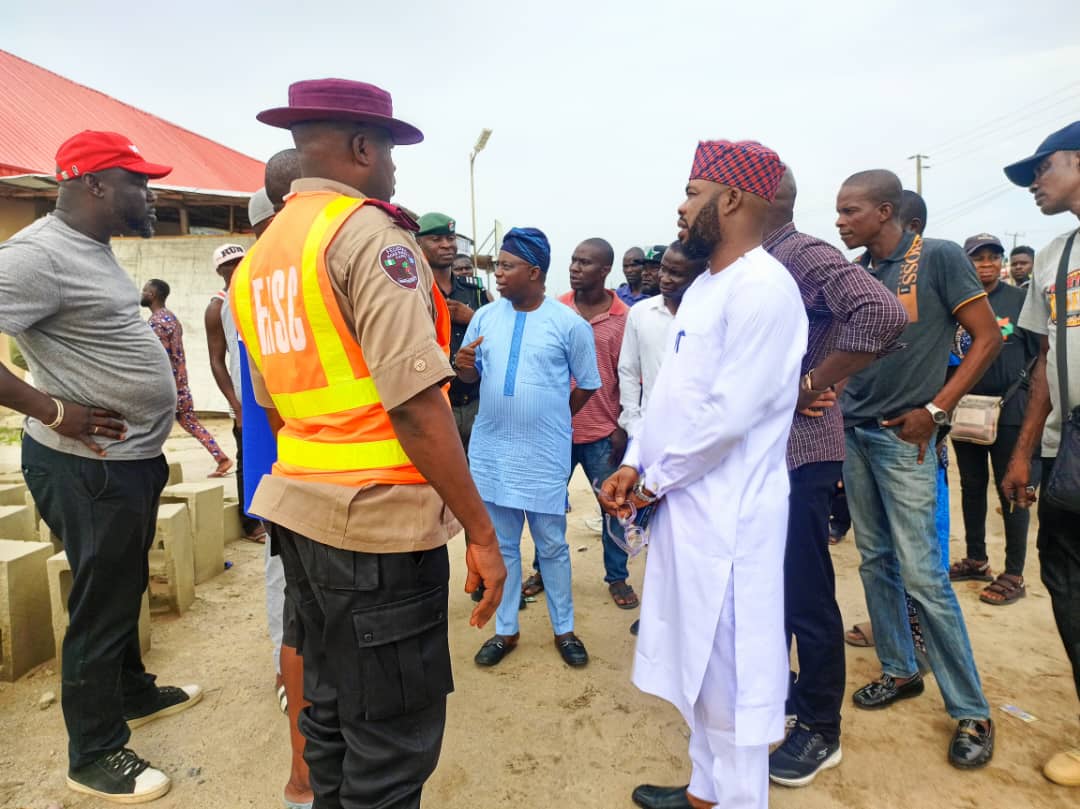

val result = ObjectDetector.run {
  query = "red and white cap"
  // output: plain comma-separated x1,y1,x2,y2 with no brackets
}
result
54,131,172,182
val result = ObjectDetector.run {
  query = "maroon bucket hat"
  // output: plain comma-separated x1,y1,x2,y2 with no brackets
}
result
257,78,424,145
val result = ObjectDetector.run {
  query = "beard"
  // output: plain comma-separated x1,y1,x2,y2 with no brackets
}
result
682,194,722,261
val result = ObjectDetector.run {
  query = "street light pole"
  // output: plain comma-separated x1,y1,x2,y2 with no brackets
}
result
469,128,493,274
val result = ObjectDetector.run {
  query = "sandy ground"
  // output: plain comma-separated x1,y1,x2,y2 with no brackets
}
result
0,417,1077,809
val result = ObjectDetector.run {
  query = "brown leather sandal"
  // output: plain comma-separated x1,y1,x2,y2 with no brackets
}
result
949,558,993,582
522,571,544,597
979,573,1026,605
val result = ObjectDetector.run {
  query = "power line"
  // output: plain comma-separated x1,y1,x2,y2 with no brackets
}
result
937,185,1015,227
932,94,1080,164
923,81,1080,155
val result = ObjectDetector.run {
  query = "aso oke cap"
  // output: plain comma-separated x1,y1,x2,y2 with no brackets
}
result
689,140,785,202
417,212,456,237
55,131,172,182
257,78,424,145
963,233,1004,255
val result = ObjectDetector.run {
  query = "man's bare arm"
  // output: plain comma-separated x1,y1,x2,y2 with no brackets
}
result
205,300,241,416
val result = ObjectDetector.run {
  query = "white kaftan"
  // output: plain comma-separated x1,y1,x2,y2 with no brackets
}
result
623,246,808,753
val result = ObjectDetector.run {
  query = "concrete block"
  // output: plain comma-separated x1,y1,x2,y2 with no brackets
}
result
37,520,62,554
46,550,151,669
147,503,194,614
0,483,27,506
223,502,243,543
23,491,40,526
166,461,184,486
0,539,54,681
160,482,224,584
0,505,37,542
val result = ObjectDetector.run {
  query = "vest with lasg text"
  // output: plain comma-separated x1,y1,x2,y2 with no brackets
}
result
230,191,451,487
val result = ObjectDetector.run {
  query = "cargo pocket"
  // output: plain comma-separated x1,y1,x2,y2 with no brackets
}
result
351,585,452,720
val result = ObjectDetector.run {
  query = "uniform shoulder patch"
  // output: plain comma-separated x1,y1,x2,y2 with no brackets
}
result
379,244,420,290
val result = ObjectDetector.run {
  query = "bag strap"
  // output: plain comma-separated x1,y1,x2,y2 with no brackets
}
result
1001,354,1039,406
1055,230,1078,414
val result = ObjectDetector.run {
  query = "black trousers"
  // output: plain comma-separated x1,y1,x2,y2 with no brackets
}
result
784,461,845,742
952,426,1042,575
232,422,262,536
1037,457,1080,703
21,434,168,769
274,525,453,809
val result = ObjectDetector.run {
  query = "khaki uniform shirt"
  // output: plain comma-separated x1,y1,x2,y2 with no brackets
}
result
248,178,461,553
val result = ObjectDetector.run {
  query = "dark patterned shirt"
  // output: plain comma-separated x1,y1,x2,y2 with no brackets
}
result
148,307,190,393
764,223,908,470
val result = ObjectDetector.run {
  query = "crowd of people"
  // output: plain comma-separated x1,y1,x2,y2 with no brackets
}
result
0,76,1076,809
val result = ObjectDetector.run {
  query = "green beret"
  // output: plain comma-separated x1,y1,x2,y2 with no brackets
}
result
417,212,456,237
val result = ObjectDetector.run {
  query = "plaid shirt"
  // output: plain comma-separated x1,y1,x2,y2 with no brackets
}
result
764,223,908,470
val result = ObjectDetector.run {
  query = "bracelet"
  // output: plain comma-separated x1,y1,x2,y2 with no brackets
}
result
45,397,64,429
633,480,659,504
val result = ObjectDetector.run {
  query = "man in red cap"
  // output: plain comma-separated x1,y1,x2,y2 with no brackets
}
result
0,131,202,803
601,140,808,809
232,79,506,808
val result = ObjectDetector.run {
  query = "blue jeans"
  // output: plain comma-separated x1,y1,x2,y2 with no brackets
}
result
486,503,574,637
571,436,629,583
843,425,989,720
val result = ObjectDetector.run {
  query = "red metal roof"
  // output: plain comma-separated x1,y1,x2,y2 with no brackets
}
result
0,49,264,192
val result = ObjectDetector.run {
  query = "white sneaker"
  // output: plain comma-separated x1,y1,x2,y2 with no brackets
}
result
67,747,171,803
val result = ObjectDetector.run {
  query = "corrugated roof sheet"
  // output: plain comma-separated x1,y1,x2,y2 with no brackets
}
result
0,50,264,192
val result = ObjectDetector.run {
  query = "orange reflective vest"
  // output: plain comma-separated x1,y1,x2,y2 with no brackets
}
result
231,191,451,487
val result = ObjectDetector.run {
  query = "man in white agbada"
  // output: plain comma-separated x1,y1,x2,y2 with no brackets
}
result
602,140,808,809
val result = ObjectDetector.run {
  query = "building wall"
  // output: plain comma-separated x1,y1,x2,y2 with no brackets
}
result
0,199,38,242
113,235,256,415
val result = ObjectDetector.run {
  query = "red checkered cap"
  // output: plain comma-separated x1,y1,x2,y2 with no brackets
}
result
689,140,785,202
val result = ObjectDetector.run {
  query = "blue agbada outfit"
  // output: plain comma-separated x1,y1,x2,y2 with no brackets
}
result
464,228,601,637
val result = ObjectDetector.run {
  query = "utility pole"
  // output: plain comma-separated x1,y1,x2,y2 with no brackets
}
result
1005,231,1024,250
907,154,930,194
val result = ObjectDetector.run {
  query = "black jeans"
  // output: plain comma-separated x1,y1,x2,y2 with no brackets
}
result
784,461,845,743
21,434,168,770
1037,457,1080,703
231,423,262,536
952,426,1042,575
274,525,453,809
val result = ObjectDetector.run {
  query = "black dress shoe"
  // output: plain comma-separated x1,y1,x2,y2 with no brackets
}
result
474,636,516,667
852,673,924,710
631,783,692,809
949,718,994,769
554,633,589,667
630,619,640,636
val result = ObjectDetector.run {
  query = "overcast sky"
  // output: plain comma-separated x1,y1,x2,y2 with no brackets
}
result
7,0,1080,293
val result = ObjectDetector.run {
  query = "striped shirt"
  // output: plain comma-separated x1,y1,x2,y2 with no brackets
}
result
764,223,908,470
559,290,629,444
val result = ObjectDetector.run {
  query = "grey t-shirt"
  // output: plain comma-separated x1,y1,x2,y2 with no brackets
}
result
1017,227,1080,458
842,231,986,427
0,215,176,460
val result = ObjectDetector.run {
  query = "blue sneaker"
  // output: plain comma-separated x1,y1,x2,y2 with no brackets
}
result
768,723,842,787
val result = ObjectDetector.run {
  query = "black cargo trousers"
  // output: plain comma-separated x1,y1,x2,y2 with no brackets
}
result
273,524,453,809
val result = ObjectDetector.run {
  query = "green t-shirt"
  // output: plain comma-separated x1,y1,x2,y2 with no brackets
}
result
842,231,986,427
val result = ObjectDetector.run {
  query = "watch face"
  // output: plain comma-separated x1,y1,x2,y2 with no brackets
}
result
932,409,948,424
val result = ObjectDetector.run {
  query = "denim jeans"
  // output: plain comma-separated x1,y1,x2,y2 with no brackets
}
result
488,503,574,637
22,434,168,769
570,436,629,583
843,425,989,719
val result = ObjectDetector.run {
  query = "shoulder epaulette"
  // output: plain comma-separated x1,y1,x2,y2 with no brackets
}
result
363,199,420,233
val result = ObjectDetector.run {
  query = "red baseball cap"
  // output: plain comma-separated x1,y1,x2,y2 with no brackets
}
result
54,131,172,182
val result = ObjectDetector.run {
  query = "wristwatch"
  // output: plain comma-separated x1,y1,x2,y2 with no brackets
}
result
632,479,659,505
924,402,950,426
